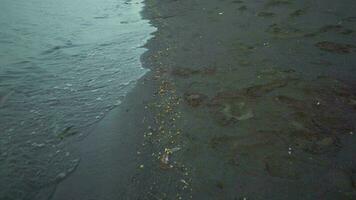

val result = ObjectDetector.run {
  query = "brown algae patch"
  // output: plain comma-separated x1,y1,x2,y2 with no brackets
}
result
207,68,296,126
266,23,305,38
230,41,255,55
171,67,216,78
209,91,254,126
316,25,353,35
289,9,307,17
264,155,316,180
141,1,356,197
305,25,354,37
315,41,356,54
184,92,207,107
238,5,247,11
221,102,254,121
257,12,276,18
265,0,293,7
205,75,356,182
232,0,244,4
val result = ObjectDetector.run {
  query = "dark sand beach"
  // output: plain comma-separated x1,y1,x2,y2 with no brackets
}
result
51,0,356,199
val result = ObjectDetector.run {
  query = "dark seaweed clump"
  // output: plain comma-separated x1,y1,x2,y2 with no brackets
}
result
265,0,292,7
171,67,216,78
238,5,247,11
203,70,356,185
315,41,356,54
305,25,354,37
289,9,306,17
257,12,275,18
184,92,207,107
266,23,303,38
206,71,356,154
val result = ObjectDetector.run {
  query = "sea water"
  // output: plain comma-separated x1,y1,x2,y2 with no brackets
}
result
0,0,155,199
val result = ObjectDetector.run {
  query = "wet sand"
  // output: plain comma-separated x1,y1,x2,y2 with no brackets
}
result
51,0,356,199
49,71,159,200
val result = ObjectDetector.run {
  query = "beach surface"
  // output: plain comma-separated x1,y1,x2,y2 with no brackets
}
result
51,0,356,199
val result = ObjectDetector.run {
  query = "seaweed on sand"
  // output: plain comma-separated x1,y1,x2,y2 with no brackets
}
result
208,80,288,125
172,68,199,77
265,0,292,7
209,130,298,177
207,68,298,125
205,71,356,186
238,5,247,11
257,67,298,80
266,23,304,38
318,25,354,35
184,92,207,107
315,41,356,54
231,0,244,4
210,69,356,153
171,67,216,78
230,41,255,54
289,9,306,17
245,80,288,97
257,12,275,18
274,78,356,153
264,155,302,179
305,25,354,37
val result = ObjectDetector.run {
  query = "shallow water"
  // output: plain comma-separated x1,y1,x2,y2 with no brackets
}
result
0,0,154,199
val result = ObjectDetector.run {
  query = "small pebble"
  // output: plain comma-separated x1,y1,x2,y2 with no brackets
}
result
56,172,66,180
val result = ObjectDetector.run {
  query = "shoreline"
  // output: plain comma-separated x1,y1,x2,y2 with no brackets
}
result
50,0,356,199
47,0,160,199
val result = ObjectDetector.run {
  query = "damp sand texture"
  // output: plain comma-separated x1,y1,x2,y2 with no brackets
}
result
51,0,356,199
